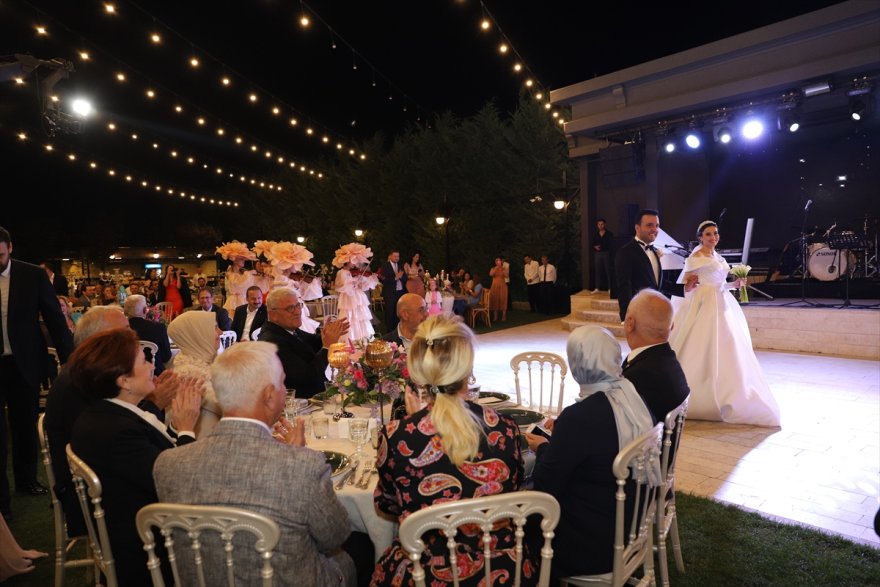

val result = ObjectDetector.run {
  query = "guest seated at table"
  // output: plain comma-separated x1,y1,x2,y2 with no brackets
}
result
70,328,201,587
459,271,474,297
153,341,357,587
167,311,222,436
259,288,350,398
382,293,427,350
525,325,657,579
196,287,233,331
100,283,118,306
125,295,173,376
372,315,534,586
465,273,483,306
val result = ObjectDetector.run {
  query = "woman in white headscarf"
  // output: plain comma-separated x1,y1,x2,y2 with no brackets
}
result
167,311,222,436
527,325,658,580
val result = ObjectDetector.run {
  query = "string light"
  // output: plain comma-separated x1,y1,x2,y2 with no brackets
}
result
79,51,91,60
103,4,116,14
189,56,200,68
13,77,25,85
116,72,126,82
499,44,508,54
221,76,230,86
150,33,161,43
480,19,490,30
35,25,48,35
146,89,156,98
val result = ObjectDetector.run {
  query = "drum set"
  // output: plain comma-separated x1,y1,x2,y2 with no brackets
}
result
797,216,877,281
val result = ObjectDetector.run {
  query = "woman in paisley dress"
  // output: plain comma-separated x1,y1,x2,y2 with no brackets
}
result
371,315,535,587
669,220,780,426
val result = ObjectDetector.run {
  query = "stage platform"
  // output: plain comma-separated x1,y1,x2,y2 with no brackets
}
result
563,291,880,360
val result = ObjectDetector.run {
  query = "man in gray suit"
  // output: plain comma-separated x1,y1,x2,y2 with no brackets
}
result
153,341,356,587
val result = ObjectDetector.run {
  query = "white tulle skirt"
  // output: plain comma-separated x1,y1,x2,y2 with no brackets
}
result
670,284,781,427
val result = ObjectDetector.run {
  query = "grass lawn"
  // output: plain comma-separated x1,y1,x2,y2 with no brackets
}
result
7,453,879,586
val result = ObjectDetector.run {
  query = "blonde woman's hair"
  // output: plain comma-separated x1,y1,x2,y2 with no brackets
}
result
407,315,482,465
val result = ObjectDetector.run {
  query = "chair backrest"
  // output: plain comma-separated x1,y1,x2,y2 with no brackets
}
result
609,423,664,587
320,295,338,324
398,491,560,587
66,444,118,587
139,340,160,362
136,503,282,587
480,286,491,306
38,414,66,542
304,300,323,320
219,330,237,351
153,302,174,323
509,352,567,416
660,399,688,490
250,327,262,341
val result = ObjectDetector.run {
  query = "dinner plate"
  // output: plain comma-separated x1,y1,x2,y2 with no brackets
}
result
497,408,544,426
309,390,334,405
322,450,351,477
476,391,511,405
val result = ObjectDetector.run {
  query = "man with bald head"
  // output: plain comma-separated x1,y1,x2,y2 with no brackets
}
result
622,289,690,423
382,293,427,349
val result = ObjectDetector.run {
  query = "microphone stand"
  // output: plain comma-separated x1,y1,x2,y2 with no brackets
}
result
781,200,823,307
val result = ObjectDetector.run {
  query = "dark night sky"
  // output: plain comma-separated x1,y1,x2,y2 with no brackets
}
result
0,0,846,256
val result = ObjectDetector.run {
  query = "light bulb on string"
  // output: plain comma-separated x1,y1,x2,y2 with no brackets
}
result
480,19,490,30
150,33,161,44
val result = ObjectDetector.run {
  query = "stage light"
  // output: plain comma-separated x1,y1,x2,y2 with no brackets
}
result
685,132,700,149
296,236,305,243
741,119,763,140
553,200,566,210
850,99,866,121
71,98,92,117
435,216,446,225
717,127,732,143
802,80,831,97
664,141,675,153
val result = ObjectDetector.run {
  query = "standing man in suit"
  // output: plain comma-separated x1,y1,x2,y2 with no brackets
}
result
382,293,427,350
259,288,349,398
523,255,540,312
125,294,173,375
0,226,74,518
231,285,267,342
379,250,406,332
615,209,664,321
538,255,557,314
40,261,69,297
197,287,232,331
622,289,690,424
153,341,356,587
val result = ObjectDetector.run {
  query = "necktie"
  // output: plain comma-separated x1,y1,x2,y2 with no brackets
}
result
543,266,547,282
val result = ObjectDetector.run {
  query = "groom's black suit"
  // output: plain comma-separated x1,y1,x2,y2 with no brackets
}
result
615,239,666,321
622,342,690,424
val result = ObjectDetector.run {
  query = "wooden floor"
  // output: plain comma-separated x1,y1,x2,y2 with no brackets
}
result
472,317,880,548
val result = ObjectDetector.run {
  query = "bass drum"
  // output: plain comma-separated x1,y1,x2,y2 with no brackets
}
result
807,244,852,281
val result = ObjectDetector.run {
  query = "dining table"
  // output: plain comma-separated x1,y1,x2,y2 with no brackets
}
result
301,390,542,561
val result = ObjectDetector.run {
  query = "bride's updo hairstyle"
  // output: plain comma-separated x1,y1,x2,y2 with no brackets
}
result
696,220,717,237
407,314,483,465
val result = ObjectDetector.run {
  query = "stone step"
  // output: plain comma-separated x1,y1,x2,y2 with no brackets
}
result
561,316,625,338
591,298,620,312
576,309,622,324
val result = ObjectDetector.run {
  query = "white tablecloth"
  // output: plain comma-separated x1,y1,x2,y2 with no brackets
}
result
306,405,397,561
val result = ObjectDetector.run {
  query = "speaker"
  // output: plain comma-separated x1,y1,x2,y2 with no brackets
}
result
599,143,644,188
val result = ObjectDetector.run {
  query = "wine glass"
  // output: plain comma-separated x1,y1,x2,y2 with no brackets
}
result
349,418,369,460
284,389,298,421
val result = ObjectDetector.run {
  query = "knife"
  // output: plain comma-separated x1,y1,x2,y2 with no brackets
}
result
334,461,358,490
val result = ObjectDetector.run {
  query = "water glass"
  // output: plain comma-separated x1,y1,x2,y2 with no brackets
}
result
349,418,369,458
284,389,298,421
311,415,329,439
370,425,380,450
323,391,337,415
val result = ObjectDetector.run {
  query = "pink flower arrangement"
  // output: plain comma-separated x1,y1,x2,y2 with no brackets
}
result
216,241,257,261
331,242,373,268
325,341,410,407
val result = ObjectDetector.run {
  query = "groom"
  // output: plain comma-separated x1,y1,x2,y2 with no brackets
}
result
615,209,665,321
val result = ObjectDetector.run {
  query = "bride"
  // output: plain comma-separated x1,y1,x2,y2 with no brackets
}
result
669,220,781,427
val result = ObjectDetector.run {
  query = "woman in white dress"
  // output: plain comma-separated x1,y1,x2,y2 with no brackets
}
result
670,220,781,427
215,241,257,313
331,242,378,343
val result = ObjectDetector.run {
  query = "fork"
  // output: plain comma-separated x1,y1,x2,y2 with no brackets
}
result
355,463,376,489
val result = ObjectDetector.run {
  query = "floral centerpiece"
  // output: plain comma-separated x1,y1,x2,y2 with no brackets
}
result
323,339,410,422
146,305,167,325
730,263,751,304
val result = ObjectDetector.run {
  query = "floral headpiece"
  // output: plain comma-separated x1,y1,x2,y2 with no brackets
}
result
216,241,257,261
265,241,315,272
251,240,278,259
697,220,717,234
332,242,373,268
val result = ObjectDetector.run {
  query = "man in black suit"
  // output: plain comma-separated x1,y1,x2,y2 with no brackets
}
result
615,209,665,321
40,261,69,297
125,294,173,375
622,289,690,424
0,226,74,518
196,287,232,331
379,250,406,332
382,293,426,350
258,288,349,398
231,285,267,342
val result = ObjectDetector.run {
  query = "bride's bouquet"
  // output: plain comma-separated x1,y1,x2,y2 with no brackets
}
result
730,263,751,304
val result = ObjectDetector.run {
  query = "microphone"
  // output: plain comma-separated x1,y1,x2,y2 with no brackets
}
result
719,208,727,221
804,199,813,212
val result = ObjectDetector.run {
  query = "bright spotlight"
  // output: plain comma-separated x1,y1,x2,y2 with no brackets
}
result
664,141,675,153
553,200,566,210
685,133,701,149
850,99,866,121
741,119,764,140
719,128,732,143
71,98,93,117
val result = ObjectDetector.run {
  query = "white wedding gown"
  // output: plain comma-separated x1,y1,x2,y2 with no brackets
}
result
670,252,781,427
